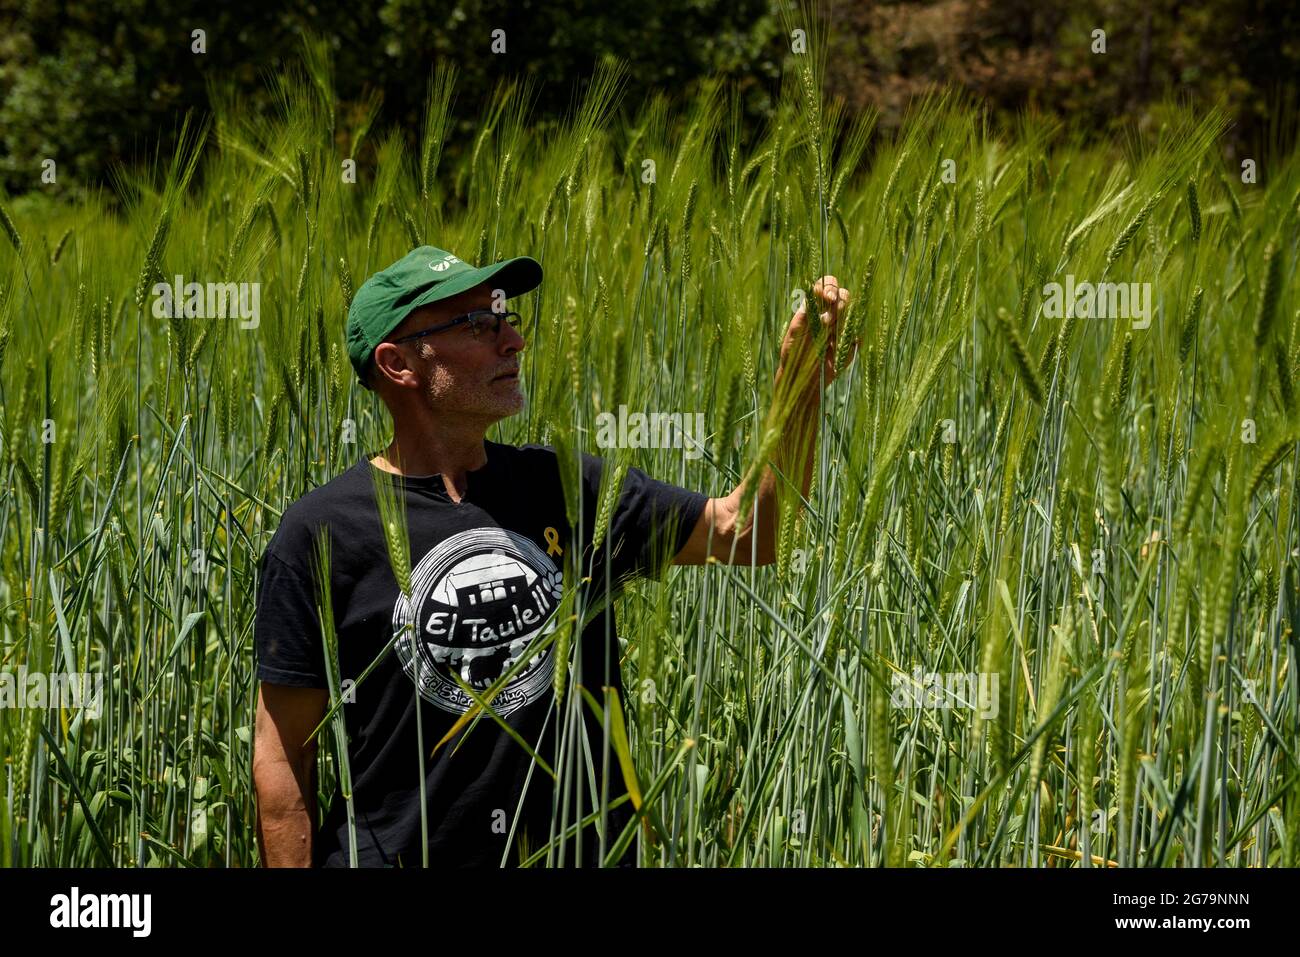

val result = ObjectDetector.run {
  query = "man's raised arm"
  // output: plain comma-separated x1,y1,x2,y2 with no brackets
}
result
674,275,855,566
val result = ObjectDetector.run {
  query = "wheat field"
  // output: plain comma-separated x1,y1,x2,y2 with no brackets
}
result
1,29,1298,867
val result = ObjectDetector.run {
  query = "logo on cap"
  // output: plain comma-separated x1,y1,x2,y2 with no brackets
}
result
429,254,462,272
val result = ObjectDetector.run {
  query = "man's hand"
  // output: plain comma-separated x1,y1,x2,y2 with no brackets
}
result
776,275,856,394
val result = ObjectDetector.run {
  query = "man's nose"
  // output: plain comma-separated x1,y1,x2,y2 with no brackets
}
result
498,321,526,354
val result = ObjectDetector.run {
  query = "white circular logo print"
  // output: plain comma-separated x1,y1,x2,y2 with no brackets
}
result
393,527,561,716
428,254,461,272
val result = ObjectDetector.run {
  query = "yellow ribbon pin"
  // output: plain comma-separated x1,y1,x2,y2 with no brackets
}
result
543,526,563,557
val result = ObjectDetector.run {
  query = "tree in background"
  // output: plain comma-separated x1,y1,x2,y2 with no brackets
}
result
0,0,782,199
826,0,1298,160
1,0,1295,197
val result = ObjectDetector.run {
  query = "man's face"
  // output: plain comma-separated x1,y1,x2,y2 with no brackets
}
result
378,283,527,422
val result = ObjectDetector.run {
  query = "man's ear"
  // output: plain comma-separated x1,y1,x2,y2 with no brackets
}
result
366,343,405,390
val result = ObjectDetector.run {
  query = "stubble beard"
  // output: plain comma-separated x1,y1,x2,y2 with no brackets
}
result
424,362,525,422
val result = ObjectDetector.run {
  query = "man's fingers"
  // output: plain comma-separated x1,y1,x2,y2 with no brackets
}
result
789,281,852,364
815,291,851,334
812,276,848,298
810,277,850,325
812,275,840,298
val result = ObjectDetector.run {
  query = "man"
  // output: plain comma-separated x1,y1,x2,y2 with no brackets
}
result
253,245,853,867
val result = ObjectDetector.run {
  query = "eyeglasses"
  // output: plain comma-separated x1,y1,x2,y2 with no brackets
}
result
390,308,527,344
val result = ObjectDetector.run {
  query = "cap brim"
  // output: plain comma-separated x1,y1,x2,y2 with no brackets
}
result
404,255,543,318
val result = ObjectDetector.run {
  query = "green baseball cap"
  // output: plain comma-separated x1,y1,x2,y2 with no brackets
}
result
346,245,543,385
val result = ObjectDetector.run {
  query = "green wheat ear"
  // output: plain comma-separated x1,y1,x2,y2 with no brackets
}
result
370,454,413,599
1029,604,1072,801
994,306,1044,405
549,550,583,706
591,454,628,554
0,302,11,375
135,206,172,309
0,197,23,252
1179,286,1204,364
1255,239,1282,350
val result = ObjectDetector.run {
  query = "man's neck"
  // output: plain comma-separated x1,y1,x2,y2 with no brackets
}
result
372,426,490,501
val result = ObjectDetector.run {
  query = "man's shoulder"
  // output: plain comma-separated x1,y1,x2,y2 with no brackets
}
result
263,459,371,568
494,439,608,490
283,457,371,519
494,439,554,461
492,439,589,478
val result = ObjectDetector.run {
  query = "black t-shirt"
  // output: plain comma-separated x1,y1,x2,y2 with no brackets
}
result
253,440,708,867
